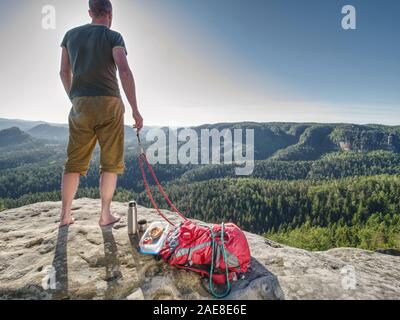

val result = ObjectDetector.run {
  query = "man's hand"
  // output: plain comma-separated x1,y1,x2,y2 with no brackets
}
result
133,110,144,132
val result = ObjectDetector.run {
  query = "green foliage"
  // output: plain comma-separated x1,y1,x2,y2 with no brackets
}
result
271,125,336,161
181,151,400,183
1,122,400,253
0,150,195,199
308,151,400,179
136,175,400,251
0,187,139,210
267,213,400,251
330,124,400,152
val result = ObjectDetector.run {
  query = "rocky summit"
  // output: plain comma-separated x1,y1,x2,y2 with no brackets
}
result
0,198,399,300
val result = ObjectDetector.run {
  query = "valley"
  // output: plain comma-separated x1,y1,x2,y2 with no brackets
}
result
0,118,399,252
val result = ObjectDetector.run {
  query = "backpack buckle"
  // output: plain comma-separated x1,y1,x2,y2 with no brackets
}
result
185,260,193,267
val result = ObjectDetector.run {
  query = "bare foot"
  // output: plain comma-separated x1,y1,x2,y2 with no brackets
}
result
59,215,75,228
99,213,121,227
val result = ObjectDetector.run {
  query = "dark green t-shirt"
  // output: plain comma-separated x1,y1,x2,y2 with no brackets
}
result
61,24,127,99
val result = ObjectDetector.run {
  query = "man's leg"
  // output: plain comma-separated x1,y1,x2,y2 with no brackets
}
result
63,97,98,227
60,172,80,227
99,172,121,226
96,97,125,226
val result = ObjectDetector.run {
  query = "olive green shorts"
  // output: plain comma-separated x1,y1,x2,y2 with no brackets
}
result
65,96,125,177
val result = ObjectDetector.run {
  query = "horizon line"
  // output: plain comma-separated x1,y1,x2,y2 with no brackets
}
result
0,117,399,128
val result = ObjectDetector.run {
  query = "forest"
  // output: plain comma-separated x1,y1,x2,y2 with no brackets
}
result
1,120,399,252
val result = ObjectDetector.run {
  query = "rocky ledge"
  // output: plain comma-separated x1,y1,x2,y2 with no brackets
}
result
0,198,399,300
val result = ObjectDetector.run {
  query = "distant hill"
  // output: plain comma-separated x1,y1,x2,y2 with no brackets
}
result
0,127,32,147
0,118,155,145
0,118,67,131
1,119,399,159
196,122,400,161
28,124,69,142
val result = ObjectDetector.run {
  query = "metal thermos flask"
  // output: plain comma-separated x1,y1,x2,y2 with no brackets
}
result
128,201,138,235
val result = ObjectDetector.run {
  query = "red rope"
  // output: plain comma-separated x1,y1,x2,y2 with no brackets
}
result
136,129,189,226
140,154,189,222
139,154,176,226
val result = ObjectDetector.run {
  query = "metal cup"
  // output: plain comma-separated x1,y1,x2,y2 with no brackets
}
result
138,219,148,233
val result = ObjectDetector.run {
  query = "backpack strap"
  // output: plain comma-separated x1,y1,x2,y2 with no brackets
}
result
175,265,236,285
208,223,232,299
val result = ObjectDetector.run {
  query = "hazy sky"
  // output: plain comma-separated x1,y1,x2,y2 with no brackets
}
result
0,0,398,126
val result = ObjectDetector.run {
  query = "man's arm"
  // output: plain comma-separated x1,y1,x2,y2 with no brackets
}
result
113,47,143,132
59,47,72,97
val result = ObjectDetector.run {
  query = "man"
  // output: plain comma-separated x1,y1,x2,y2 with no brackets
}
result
59,0,143,227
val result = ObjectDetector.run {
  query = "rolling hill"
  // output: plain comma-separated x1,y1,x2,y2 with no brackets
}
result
0,118,66,131
28,124,69,142
2,118,399,159
1,120,400,252
0,127,33,147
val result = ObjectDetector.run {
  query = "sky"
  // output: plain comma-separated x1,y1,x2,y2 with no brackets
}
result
0,0,398,126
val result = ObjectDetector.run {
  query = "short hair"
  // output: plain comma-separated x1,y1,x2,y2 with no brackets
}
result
89,0,112,17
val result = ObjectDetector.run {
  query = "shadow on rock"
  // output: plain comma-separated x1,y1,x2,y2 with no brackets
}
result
127,231,285,300
101,226,123,298
50,225,70,299
224,257,285,300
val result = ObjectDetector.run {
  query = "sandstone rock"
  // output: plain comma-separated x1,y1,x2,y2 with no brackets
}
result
0,198,399,300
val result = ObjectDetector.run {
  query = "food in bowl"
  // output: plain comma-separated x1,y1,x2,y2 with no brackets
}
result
149,226,163,239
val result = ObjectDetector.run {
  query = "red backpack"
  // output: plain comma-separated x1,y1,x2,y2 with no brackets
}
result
159,220,251,298
138,150,251,298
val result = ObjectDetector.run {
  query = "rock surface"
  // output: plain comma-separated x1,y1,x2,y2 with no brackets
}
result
0,198,399,300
